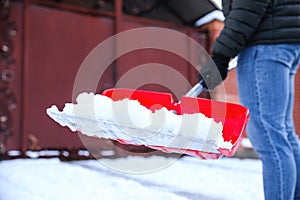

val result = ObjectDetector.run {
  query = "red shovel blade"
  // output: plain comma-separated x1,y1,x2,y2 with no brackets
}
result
102,88,249,159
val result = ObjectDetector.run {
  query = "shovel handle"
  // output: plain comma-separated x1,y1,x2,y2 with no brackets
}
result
184,57,238,97
184,81,205,98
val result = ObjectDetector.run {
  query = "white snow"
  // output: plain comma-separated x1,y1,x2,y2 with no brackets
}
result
0,156,264,200
46,92,232,153
241,138,253,149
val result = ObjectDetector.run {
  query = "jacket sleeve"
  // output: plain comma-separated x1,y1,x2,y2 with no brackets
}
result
213,0,270,58
166,0,219,25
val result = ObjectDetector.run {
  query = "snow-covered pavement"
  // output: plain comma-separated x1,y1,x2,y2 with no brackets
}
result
0,156,263,200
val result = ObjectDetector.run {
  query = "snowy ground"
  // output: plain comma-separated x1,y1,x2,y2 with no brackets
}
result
0,155,263,200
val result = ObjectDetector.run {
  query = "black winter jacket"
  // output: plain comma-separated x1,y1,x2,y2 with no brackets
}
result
213,0,300,58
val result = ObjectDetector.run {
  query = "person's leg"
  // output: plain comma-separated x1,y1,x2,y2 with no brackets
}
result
285,48,300,200
236,44,298,200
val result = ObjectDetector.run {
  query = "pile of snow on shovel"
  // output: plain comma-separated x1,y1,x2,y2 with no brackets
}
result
46,92,232,152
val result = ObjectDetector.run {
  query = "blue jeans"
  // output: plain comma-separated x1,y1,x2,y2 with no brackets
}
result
236,44,300,200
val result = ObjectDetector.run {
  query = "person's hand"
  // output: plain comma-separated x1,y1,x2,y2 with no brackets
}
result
200,53,230,90
198,20,224,54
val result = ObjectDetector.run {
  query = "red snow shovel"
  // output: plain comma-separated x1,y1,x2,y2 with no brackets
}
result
101,59,249,159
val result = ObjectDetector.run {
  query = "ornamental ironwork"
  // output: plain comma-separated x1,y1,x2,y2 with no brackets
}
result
0,0,17,156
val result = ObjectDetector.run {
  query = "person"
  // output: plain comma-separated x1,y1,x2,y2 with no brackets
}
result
200,0,300,199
